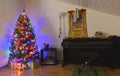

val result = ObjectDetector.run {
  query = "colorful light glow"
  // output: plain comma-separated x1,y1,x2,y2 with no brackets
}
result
0,11,54,68
0,34,11,68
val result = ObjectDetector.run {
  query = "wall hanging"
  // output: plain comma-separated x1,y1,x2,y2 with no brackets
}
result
68,8,88,38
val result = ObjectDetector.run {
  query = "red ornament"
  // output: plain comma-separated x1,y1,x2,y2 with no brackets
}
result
25,47,29,50
25,35,29,38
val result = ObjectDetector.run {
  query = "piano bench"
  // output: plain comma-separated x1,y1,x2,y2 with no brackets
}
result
78,53,99,76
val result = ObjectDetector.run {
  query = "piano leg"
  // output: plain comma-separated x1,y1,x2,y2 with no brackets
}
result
62,61,65,67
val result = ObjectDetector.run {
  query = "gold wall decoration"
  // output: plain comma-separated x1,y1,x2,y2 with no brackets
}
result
68,8,88,38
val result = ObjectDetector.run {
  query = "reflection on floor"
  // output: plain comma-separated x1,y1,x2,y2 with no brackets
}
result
0,64,120,76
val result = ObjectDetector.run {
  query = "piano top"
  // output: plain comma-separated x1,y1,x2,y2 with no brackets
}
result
61,37,120,48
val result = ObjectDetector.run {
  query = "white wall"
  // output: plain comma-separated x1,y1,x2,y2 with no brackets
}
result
87,9,120,37
0,0,21,68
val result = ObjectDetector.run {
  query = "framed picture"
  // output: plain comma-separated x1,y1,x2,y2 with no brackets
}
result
68,8,88,38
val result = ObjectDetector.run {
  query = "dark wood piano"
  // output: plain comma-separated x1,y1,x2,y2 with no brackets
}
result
61,37,120,68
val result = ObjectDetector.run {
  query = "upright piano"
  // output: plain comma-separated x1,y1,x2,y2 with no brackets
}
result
61,37,120,68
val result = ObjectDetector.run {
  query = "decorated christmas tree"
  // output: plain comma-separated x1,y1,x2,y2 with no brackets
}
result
8,8,40,69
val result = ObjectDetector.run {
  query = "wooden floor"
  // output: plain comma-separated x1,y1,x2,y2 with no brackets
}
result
0,64,120,76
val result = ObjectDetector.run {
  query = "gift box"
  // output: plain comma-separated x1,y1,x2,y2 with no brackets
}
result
28,61,40,70
9,61,40,70
9,63,25,71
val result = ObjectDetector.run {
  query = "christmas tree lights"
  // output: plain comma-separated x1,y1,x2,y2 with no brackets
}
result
8,9,40,69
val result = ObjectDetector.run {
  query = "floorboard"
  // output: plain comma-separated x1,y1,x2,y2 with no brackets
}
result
0,64,120,76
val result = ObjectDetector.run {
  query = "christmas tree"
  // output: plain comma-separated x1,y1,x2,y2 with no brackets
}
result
8,9,40,68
